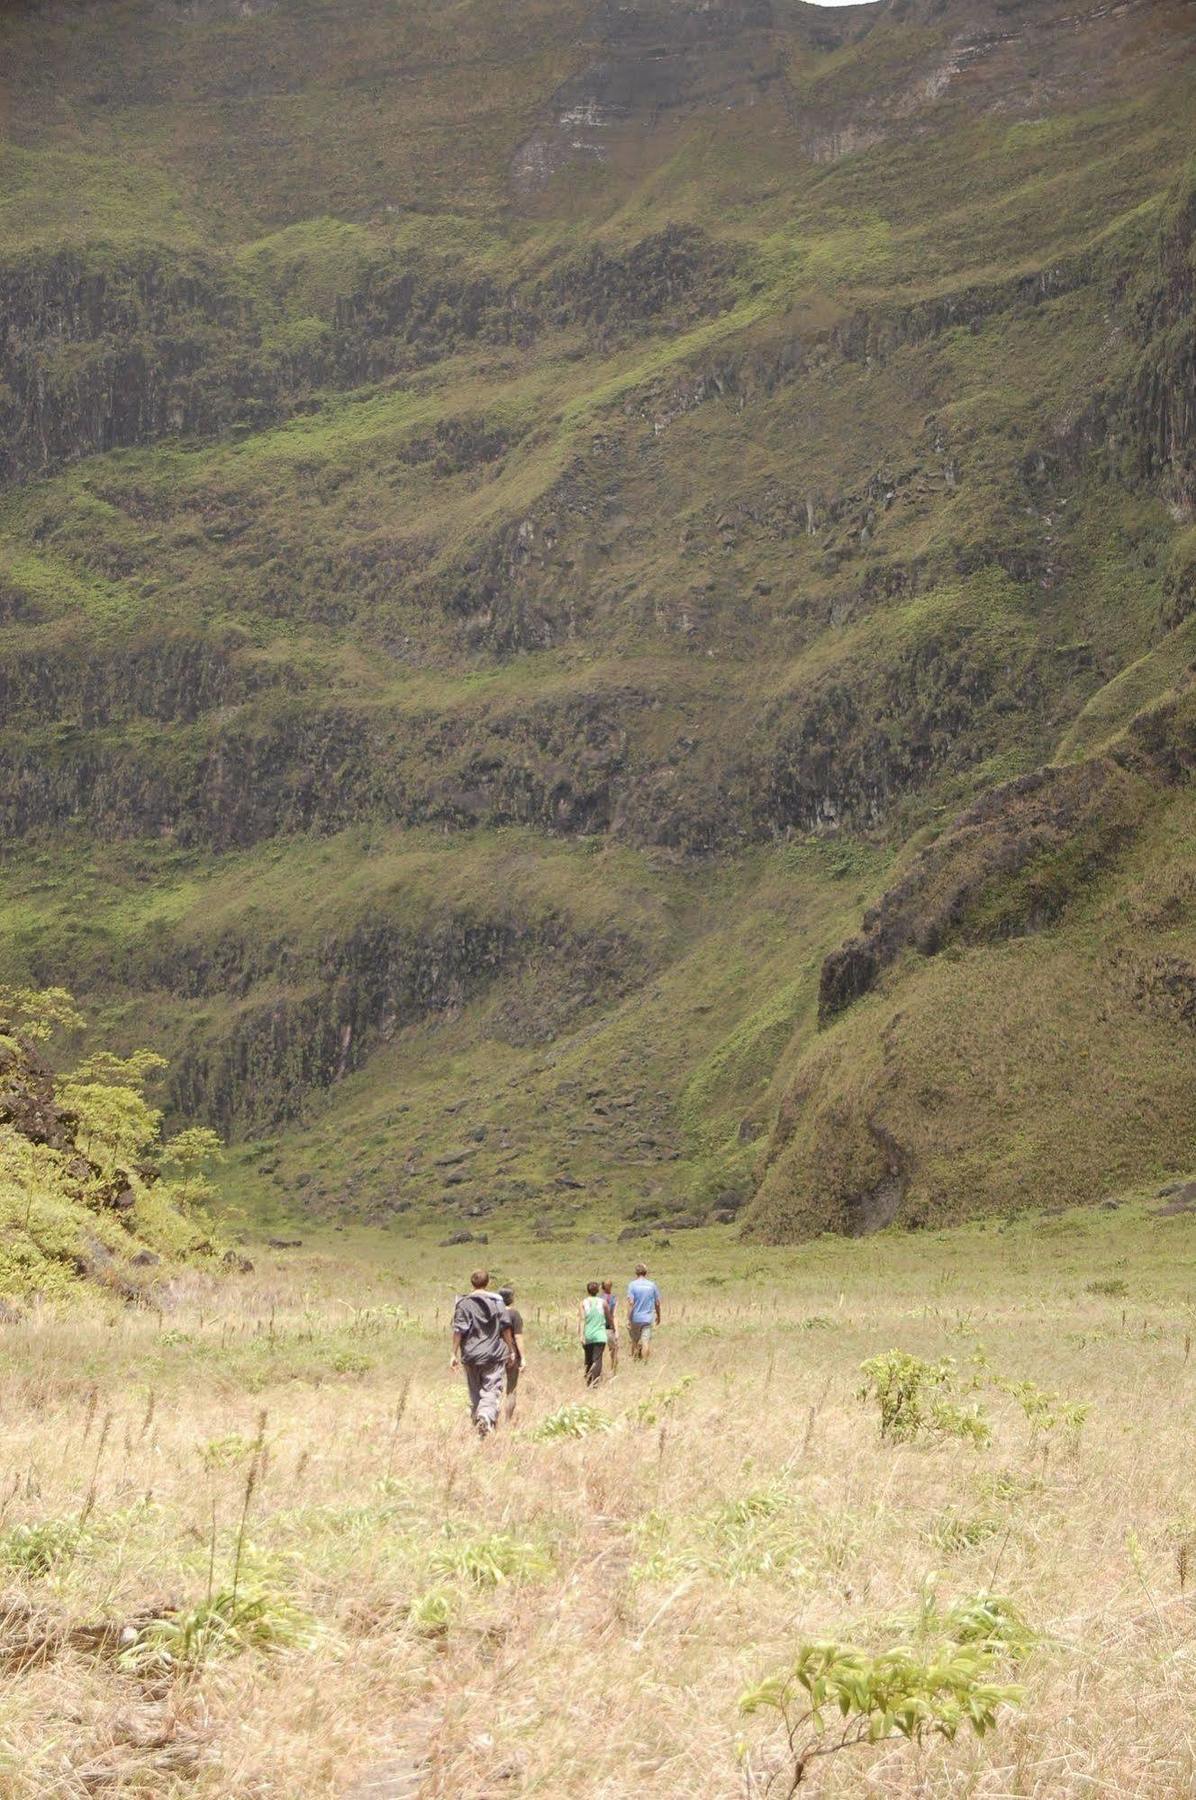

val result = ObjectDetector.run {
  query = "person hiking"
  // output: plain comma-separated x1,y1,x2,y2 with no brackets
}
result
499,1285,526,1422
600,1278,619,1375
627,1263,661,1360
579,1280,607,1385
450,1269,516,1437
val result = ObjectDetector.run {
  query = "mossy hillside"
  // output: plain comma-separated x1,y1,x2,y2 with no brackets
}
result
0,233,1174,854
746,731,1196,1240
0,828,689,1138
0,1140,203,1304
2,0,1196,1239
0,824,879,1229
214,840,879,1231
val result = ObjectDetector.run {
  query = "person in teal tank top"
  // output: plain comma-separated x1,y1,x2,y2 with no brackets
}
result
579,1280,607,1385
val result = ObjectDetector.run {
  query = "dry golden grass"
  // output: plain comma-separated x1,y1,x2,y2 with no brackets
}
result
0,1210,1193,1798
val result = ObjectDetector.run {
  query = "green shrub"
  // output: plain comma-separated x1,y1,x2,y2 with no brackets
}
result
859,1351,954,1442
630,1375,694,1426
740,1635,1022,1789
407,1587,455,1636
929,1399,993,1448
0,1517,89,1576
120,1585,317,1674
996,1377,1089,1438
428,1532,552,1588
740,1590,1029,1788
531,1403,612,1441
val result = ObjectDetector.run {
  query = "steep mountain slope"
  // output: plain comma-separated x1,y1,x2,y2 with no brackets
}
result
1,0,1194,1238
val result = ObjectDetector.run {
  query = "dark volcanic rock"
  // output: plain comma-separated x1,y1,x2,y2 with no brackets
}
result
0,1037,73,1151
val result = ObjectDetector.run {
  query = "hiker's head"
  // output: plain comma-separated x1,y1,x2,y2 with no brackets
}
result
635,1263,648,1278
499,1286,514,1305
470,1269,490,1290
600,1279,612,1295
586,1280,600,1296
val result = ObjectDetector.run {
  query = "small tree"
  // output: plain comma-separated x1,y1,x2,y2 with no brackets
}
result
57,1050,168,1174
67,1049,167,1088
57,1079,163,1172
740,1623,1023,1794
0,984,84,1044
859,1351,954,1442
160,1127,225,1211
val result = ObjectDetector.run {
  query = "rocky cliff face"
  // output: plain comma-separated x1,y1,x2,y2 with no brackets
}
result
0,229,734,485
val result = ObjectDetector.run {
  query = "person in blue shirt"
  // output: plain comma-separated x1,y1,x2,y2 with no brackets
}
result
626,1263,661,1360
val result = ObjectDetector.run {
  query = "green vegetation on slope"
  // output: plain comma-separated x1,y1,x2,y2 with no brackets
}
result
0,985,227,1298
1,0,1195,1238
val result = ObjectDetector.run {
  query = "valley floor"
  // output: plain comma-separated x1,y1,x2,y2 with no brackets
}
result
1,1204,1194,1797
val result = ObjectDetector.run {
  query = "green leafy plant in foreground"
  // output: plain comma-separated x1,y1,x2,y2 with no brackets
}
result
119,1585,317,1675
407,1586,455,1636
740,1592,1028,1794
858,1351,955,1443
531,1402,612,1441
0,1516,91,1576
428,1531,552,1588
995,1377,1089,1440
630,1374,694,1426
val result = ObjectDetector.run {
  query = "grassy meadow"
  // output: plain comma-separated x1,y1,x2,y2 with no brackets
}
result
1,1203,1194,1797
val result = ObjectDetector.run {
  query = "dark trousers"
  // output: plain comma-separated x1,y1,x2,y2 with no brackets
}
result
583,1340,605,1385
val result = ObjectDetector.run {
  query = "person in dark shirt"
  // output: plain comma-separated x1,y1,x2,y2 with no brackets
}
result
499,1285,526,1422
450,1268,516,1437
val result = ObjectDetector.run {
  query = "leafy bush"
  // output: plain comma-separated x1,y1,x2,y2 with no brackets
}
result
531,1403,612,1441
0,1517,90,1575
0,985,83,1042
929,1399,993,1447
159,1125,224,1211
859,1351,954,1442
407,1587,455,1636
741,1639,1021,1790
740,1592,1028,1790
57,1052,167,1172
630,1375,694,1426
996,1377,1089,1438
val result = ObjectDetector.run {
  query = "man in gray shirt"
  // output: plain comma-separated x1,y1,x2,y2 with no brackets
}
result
450,1268,516,1437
